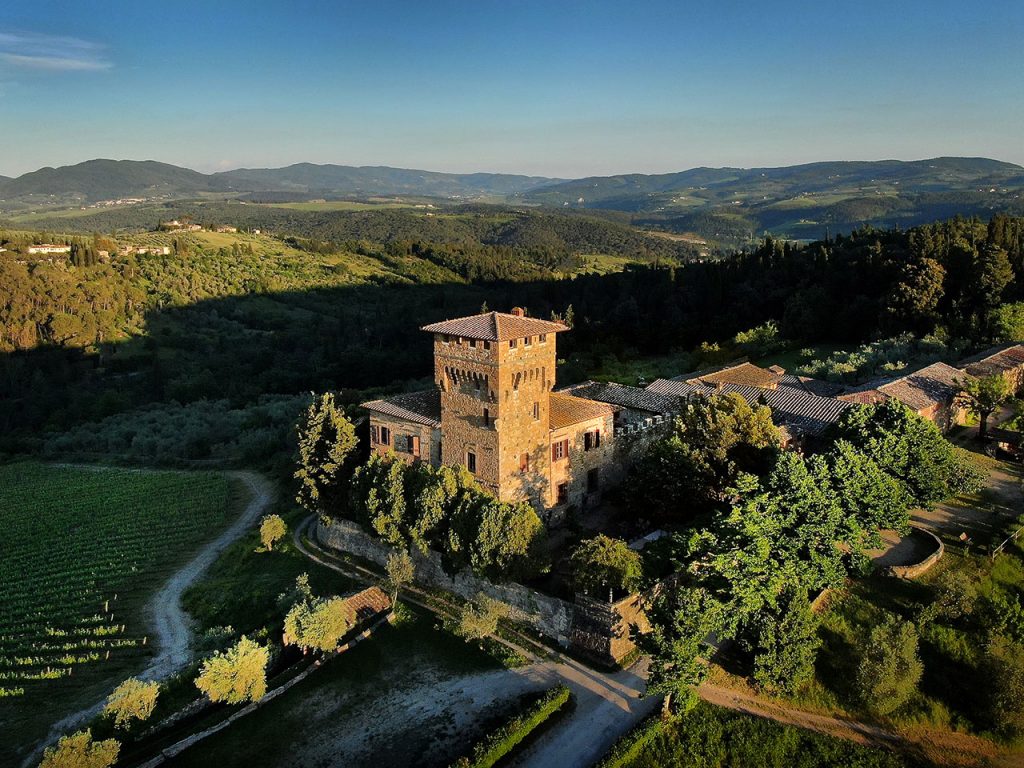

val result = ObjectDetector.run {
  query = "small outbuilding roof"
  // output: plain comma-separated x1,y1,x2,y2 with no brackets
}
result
421,311,567,342
361,390,441,427
343,586,393,623
680,361,782,390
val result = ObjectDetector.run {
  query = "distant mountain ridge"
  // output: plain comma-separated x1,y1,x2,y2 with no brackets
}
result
523,157,1024,209
0,159,560,208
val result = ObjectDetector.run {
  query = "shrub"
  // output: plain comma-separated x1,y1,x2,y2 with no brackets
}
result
856,614,923,716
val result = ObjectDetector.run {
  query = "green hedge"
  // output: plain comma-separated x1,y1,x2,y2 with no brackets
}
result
593,712,664,768
451,684,572,768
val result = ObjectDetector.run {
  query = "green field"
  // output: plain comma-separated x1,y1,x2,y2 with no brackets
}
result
0,462,240,763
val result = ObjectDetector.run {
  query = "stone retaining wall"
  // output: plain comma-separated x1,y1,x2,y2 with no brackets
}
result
886,527,944,579
317,518,575,642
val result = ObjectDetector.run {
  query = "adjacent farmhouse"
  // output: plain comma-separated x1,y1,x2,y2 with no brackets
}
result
959,343,1024,395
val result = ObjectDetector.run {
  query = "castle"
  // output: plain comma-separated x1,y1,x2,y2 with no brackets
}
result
362,308,621,518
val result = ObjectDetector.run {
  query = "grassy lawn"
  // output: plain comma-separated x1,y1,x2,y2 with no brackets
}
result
0,462,244,765
609,702,914,768
164,607,519,768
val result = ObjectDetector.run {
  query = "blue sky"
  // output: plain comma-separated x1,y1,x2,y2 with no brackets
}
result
2,1,1022,177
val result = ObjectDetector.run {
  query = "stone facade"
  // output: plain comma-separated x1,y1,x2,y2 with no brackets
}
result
363,309,621,521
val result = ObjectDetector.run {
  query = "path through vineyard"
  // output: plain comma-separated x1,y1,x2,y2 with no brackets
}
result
26,469,274,767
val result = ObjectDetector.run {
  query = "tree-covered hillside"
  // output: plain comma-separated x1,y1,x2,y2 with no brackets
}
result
2,212,1023,469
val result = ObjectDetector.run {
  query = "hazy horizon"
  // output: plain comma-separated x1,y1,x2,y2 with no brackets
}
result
3,0,1023,177
4,153,1023,182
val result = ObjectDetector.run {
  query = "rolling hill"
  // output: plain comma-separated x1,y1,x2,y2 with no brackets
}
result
3,156,1024,245
215,163,559,198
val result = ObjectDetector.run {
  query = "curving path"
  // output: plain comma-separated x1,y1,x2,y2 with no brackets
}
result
26,469,274,768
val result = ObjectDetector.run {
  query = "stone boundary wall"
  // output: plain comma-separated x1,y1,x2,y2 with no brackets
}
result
317,518,575,642
886,528,944,579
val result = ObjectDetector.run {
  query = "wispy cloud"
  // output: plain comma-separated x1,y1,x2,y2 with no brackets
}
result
0,31,111,72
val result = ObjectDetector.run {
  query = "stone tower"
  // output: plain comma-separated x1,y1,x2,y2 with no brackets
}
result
422,308,567,506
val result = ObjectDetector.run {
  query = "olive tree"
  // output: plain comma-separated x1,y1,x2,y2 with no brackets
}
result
454,594,508,642
384,550,415,600
195,636,269,704
956,374,1010,440
283,597,357,653
40,730,119,768
259,514,287,551
103,677,160,730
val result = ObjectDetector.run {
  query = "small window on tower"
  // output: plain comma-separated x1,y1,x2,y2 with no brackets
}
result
380,426,391,446
539,334,547,344
469,338,477,348
524,335,532,347
483,340,491,350
483,408,491,427
509,338,517,349
533,402,540,420
466,451,477,474
519,453,530,473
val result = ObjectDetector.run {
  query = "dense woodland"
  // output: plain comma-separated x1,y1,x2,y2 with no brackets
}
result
2,211,1024,471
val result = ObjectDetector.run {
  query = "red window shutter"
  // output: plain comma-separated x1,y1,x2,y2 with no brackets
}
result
411,435,420,457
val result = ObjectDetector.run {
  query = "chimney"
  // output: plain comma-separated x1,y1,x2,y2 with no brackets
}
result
510,307,525,317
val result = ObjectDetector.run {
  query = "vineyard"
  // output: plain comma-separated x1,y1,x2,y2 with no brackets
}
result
0,462,237,759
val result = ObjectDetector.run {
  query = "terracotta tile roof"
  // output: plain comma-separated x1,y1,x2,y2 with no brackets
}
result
361,390,441,427
421,311,568,341
549,392,616,430
342,586,393,623
959,343,1024,378
681,361,782,389
876,362,965,412
646,378,852,437
838,362,966,412
559,381,678,415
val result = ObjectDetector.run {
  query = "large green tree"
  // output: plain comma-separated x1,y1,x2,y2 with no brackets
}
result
283,596,357,653
833,399,982,507
629,392,779,519
295,392,359,516
956,374,1011,440
349,452,409,548
570,534,643,599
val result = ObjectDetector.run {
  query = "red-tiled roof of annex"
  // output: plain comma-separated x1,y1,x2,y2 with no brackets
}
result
342,586,393,623
959,343,1024,378
421,311,568,341
549,392,616,430
361,390,441,427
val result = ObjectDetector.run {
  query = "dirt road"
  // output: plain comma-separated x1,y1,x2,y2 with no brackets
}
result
26,469,273,768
